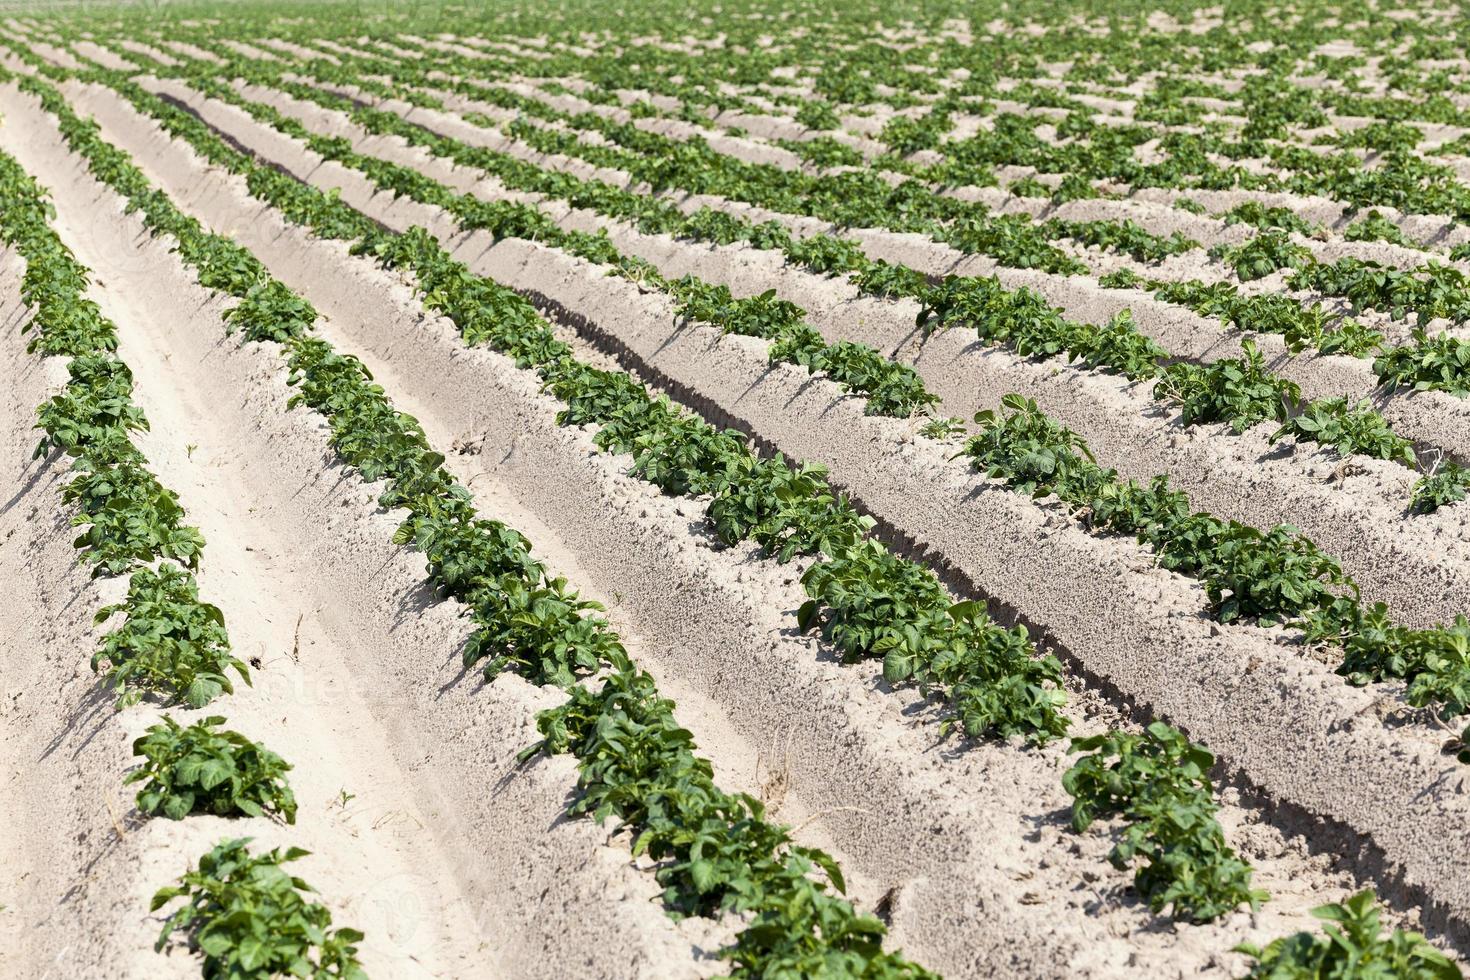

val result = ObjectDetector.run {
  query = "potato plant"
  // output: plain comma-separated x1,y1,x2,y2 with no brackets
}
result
129,716,297,823
1065,722,1266,922
129,35,1470,525
152,840,366,979
1238,890,1458,979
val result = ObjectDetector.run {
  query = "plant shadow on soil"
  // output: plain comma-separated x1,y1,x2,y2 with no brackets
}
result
1014,806,1168,924
61,809,145,912
42,673,116,763
771,599,1005,765
0,440,62,521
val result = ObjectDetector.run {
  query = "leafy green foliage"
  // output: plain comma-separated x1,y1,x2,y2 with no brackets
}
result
964,393,1098,495
918,275,1166,379
1098,268,1146,289
1220,202,1320,236
1376,329,1470,396
45,65,993,972
1210,230,1312,281
917,415,966,440
151,839,366,979
1047,216,1198,263
1412,459,1470,513
879,112,945,156
1155,340,1300,433
1146,277,1375,358
1064,722,1267,922
27,357,206,584
1316,318,1387,358
783,233,869,275
1237,890,1458,979
33,355,148,462
93,565,247,708
0,154,117,357
528,666,936,978
224,277,317,343
942,212,1088,275
1271,398,1417,468
791,340,940,416
665,278,941,417
707,454,872,560
851,259,929,299
961,394,1350,626
1293,258,1470,326
60,459,206,576
777,135,863,169
1341,120,1425,154
1305,600,1470,719
1344,209,1415,247
794,100,840,131
1156,516,1349,625
0,140,240,716
129,715,297,823
798,540,1069,743
1005,174,1050,199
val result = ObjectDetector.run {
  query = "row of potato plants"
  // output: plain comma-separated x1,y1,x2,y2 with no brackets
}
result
267,28,1467,249
132,60,942,420
20,21,1458,975
100,48,1470,738
42,13,1458,940
0,138,361,978
106,42,1470,593
95,40,1470,518
70,55,1071,755
368,28,1470,361
115,0,1470,247
305,30,1470,256
483,49,1467,239
94,44,1470,940
235,49,1470,444
517,18,1470,228
119,32,1166,279
141,0,1470,146
55,53,1285,926
394,39,1470,331
383,42,1470,301
345,35,1224,264
468,79,1470,341
423,12,1470,150
963,393,1470,752
890,98,1470,225
106,28,1470,382
1197,227,1470,338
223,38,1209,274
118,21,1470,763
9,64,936,978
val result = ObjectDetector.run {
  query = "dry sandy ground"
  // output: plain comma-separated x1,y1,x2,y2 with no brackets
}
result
4,22,1470,980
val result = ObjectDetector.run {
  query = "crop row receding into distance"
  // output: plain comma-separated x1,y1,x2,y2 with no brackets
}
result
3,3,1470,979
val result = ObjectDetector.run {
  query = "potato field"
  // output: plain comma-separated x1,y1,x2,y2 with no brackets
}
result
4,0,1470,977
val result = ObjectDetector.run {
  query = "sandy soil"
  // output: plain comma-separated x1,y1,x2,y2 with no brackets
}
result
57,67,1470,964
9,17,1470,980
200,71,1470,628
245,70,1470,441
189,73,1470,591
0,83,725,980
